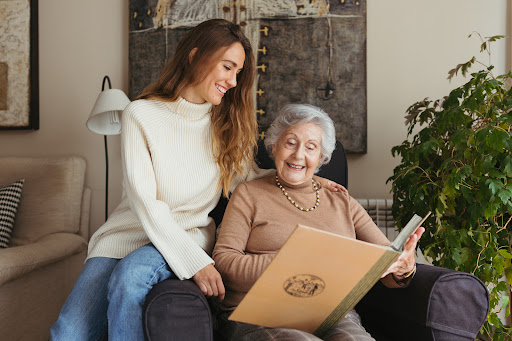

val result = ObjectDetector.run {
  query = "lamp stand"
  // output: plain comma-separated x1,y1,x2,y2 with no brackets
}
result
104,135,109,222
102,75,111,222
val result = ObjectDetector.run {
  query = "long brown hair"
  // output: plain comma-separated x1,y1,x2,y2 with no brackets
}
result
137,19,257,197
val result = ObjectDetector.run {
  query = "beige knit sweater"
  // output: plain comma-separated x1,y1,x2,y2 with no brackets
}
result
87,98,270,280
213,173,392,310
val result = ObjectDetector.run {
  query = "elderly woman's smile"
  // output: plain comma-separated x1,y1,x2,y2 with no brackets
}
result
272,122,323,186
286,163,305,170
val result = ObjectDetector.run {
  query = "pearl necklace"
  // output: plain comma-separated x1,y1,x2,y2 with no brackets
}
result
275,175,320,212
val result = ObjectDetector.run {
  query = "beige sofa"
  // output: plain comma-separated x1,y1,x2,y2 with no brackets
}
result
0,156,91,341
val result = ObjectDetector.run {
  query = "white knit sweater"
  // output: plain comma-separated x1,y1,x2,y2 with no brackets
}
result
87,98,270,279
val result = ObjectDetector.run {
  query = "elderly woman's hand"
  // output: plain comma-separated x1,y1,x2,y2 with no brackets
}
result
381,226,425,280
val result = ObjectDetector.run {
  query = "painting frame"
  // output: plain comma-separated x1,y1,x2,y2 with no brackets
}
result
128,0,367,153
0,0,39,130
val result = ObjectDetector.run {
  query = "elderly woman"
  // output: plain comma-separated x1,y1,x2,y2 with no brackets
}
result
212,104,424,341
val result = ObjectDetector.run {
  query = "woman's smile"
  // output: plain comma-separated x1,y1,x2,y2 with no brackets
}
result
215,84,227,96
286,163,305,171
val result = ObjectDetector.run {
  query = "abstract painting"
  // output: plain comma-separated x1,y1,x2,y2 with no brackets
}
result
129,0,366,152
0,0,39,130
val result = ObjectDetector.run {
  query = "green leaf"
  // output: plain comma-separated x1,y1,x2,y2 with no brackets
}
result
484,201,500,220
499,113,512,125
495,280,508,293
460,165,471,177
482,263,494,282
489,312,501,327
478,155,497,174
461,247,473,264
437,192,447,215
487,35,506,42
489,169,506,179
452,248,462,264
503,155,512,177
505,265,512,285
443,181,457,197
493,255,506,275
486,129,509,151
497,186,512,204
487,179,502,195
447,57,476,80
499,294,510,313
498,249,512,259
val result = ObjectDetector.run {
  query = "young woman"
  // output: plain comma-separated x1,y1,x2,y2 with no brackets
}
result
50,19,342,341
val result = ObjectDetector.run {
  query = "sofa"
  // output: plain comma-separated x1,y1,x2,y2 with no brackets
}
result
0,156,90,341
142,141,490,341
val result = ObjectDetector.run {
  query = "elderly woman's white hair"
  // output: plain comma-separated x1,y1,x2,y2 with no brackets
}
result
264,104,336,172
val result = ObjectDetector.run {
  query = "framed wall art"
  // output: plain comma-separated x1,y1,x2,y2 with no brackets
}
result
0,0,39,130
129,0,366,153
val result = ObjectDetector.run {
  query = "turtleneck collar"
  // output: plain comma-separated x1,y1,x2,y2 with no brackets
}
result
163,97,212,120
274,171,318,193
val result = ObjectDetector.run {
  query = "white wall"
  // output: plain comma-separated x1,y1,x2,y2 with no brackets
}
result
349,0,509,199
0,0,507,236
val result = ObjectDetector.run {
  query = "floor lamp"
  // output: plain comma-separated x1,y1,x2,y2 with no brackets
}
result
86,76,131,221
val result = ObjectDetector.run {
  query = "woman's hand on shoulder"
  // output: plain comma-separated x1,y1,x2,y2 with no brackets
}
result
192,263,225,301
314,176,347,193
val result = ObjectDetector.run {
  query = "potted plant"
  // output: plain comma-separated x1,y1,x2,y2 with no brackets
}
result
387,34,512,339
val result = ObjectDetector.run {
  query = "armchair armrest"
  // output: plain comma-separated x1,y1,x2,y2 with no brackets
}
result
0,233,87,286
355,264,489,341
143,279,214,341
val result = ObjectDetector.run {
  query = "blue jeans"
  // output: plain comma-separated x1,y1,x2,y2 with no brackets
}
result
50,244,176,341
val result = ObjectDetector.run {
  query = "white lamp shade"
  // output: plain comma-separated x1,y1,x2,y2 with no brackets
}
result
87,89,131,135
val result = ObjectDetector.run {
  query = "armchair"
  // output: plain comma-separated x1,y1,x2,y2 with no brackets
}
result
142,141,489,341
0,156,91,341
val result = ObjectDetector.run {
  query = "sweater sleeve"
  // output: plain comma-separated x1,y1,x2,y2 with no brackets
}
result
213,183,275,292
121,105,213,280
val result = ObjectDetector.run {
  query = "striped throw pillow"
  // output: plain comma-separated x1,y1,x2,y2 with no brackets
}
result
0,179,24,248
